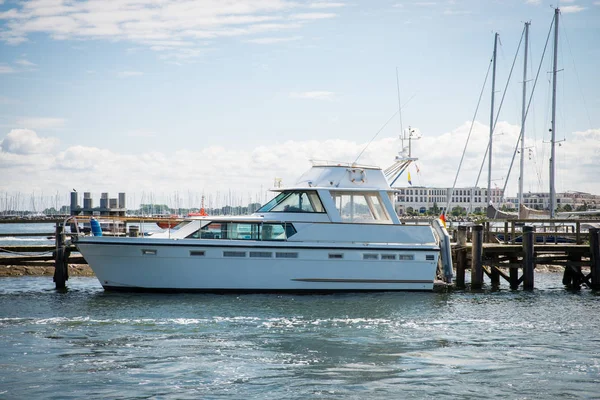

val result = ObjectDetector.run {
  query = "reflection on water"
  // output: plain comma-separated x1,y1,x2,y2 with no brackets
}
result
1,275,599,399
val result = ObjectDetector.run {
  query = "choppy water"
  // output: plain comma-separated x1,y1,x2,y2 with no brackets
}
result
1,276,599,399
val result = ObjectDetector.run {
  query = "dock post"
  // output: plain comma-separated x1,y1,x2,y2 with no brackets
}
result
590,228,600,290
490,258,500,287
509,256,519,289
522,225,535,290
128,225,139,237
53,223,69,290
457,225,467,246
471,225,484,289
510,221,516,244
456,226,468,288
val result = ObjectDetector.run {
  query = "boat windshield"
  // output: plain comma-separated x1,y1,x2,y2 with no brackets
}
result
331,191,391,223
257,190,325,213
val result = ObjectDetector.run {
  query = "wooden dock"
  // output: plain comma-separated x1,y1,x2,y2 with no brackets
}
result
452,224,600,290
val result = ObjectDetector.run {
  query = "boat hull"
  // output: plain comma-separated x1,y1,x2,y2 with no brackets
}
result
75,239,440,292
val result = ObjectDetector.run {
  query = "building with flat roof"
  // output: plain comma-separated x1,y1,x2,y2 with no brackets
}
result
394,186,503,215
394,186,598,215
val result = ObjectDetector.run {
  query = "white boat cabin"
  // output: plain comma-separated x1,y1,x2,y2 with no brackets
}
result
153,163,421,243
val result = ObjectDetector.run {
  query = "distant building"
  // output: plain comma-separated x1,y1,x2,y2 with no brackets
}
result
395,186,599,215
394,186,504,215
70,191,127,217
505,191,600,211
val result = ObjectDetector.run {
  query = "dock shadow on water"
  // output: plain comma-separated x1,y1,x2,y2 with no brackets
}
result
1,275,599,399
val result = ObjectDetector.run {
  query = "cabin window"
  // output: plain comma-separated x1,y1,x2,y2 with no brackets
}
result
223,251,246,257
257,190,325,213
190,250,205,256
381,254,396,260
398,254,414,261
141,249,157,255
276,252,298,258
328,253,344,259
250,251,273,258
227,223,260,240
187,222,297,241
363,253,379,260
331,192,391,224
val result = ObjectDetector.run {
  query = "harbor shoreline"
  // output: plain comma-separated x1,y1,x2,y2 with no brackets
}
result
0,264,94,277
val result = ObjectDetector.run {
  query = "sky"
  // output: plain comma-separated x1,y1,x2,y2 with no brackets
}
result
1,0,599,210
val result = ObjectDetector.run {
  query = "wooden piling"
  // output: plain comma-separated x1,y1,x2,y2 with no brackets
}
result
128,225,139,237
509,256,519,289
53,223,68,290
471,225,484,289
455,226,468,288
522,225,535,290
457,225,467,246
590,228,600,290
490,260,500,287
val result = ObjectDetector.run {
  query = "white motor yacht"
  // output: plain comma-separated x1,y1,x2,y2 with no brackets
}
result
73,162,452,292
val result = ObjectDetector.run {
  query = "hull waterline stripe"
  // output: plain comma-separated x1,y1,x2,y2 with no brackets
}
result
102,286,433,293
291,278,433,284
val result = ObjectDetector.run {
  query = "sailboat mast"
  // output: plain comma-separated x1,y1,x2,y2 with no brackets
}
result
518,22,530,215
487,33,498,205
550,8,559,219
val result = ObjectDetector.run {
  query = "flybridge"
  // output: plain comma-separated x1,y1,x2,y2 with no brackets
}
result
291,163,393,191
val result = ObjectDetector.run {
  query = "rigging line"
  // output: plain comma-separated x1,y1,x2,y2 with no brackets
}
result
560,18,593,130
353,94,416,165
444,56,493,215
498,14,555,207
396,67,404,139
474,26,526,190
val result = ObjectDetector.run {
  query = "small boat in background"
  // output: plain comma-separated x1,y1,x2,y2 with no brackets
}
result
156,202,208,229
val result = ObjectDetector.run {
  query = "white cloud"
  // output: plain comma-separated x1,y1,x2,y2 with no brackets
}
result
14,58,36,67
0,129,58,155
117,70,143,78
594,1,600,5
0,0,343,58
2,124,599,208
289,91,335,100
289,12,337,20
308,2,346,9
245,35,302,44
15,117,66,129
0,63,16,73
561,5,586,13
